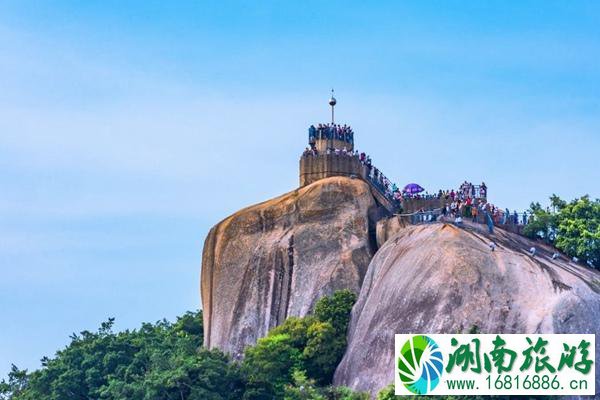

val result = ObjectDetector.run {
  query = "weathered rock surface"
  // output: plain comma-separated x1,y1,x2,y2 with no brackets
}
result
375,215,406,248
334,221,600,396
201,175,600,397
201,177,377,357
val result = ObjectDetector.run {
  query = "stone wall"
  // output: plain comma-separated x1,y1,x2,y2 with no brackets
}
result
314,138,353,153
299,154,366,187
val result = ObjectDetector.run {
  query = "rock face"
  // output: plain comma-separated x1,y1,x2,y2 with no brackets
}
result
201,175,600,397
201,177,377,357
375,215,406,248
334,221,600,396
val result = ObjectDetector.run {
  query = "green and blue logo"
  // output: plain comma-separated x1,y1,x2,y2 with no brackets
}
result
397,335,444,394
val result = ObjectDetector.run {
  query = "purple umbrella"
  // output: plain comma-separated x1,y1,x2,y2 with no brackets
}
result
403,183,424,194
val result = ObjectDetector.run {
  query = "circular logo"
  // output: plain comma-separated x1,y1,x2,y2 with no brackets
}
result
397,335,444,394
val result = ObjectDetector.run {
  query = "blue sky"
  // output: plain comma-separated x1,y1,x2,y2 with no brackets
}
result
1,1,599,378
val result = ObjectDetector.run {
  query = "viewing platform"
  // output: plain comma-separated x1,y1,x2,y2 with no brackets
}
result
299,151,363,186
299,147,401,215
299,91,401,216
297,93,541,245
299,92,401,216
299,120,489,218
400,185,487,213
308,124,354,151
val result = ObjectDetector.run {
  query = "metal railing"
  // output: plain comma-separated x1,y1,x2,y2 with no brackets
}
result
308,125,354,145
398,208,442,225
363,166,404,211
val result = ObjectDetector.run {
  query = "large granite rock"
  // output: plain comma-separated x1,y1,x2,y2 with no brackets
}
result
201,177,377,357
334,221,600,396
375,215,406,248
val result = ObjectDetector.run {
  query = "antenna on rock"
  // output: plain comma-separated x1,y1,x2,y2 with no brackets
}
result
328,89,337,124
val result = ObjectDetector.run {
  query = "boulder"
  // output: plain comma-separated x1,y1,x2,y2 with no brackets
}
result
375,215,406,248
334,221,600,396
201,177,377,357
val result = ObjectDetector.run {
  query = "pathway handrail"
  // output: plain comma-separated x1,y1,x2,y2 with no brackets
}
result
396,208,443,225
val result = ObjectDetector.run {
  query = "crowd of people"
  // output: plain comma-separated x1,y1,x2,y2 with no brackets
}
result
302,143,400,206
403,196,535,235
417,183,538,230
308,123,354,145
304,145,534,228
400,182,487,201
302,124,538,234
405,181,537,231
458,180,487,199
366,162,398,204
492,207,533,226
398,181,527,230
440,197,533,228
302,146,357,157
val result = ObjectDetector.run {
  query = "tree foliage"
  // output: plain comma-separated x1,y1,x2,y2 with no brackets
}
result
313,290,356,336
284,370,326,400
284,370,368,400
0,311,244,400
241,290,358,397
1,291,361,400
524,194,600,268
242,334,303,398
377,384,553,400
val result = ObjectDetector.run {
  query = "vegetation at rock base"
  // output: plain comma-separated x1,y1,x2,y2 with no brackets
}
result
241,289,357,398
283,370,368,400
376,384,553,400
524,194,599,268
0,290,362,400
0,312,245,400
0,289,575,400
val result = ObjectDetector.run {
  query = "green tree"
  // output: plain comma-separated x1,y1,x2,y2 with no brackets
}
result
302,321,340,384
283,370,325,400
283,371,368,400
242,334,303,398
376,385,398,400
324,386,369,400
377,384,553,399
523,202,557,243
2,291,361,400
269,316,315,349
524,194,600,268
1,311,245,400
304,290,357,384
242,290,358,393
554,195,600,267
314,290,357,336
0,366,28,400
